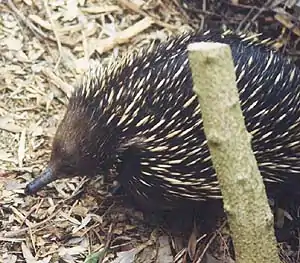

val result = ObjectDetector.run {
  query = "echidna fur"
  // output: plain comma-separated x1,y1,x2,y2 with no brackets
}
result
25,30,300,211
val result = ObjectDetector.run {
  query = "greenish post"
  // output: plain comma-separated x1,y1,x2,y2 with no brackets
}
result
187,42,280,263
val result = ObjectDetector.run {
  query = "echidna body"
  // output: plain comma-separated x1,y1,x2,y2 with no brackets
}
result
25,31,300,211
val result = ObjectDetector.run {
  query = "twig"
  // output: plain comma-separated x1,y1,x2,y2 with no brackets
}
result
3,209,61,238
6,0,48,40
171,0,190,21
244,0,274,32
94,17,154,55
6,0,75,49
41,68,73,98
195,221,227,263
43,0,63,70
238,0,274,32
118,0,177,30
236,6,255,32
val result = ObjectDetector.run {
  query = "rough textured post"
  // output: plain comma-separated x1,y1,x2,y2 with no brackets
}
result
187,42,280,263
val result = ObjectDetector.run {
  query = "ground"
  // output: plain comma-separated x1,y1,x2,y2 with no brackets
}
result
1,1,300,262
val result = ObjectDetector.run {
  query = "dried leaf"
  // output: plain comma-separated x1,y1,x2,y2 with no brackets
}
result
110,248,138,263
29,15,52,31
4,37,23,51
81,5,121,14
58,245,87,257
84,249,106,263
4,179,24,191
2,253,17,263
156,235,173,263
21,242,38,263
62,0,80,22
0,116,22,133
0,150,15,163
72,214,92,234
187,227,197,260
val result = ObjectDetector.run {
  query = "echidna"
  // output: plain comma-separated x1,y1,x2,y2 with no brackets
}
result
25,30,300,211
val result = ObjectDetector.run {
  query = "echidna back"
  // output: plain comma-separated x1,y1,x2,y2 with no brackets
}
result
65,31,300,211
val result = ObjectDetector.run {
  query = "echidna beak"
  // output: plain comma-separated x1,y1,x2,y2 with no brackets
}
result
24,166,55,195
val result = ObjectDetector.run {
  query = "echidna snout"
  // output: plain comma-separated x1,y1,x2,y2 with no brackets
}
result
25,105,111,194
25,167,55,195
24,91,149,196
